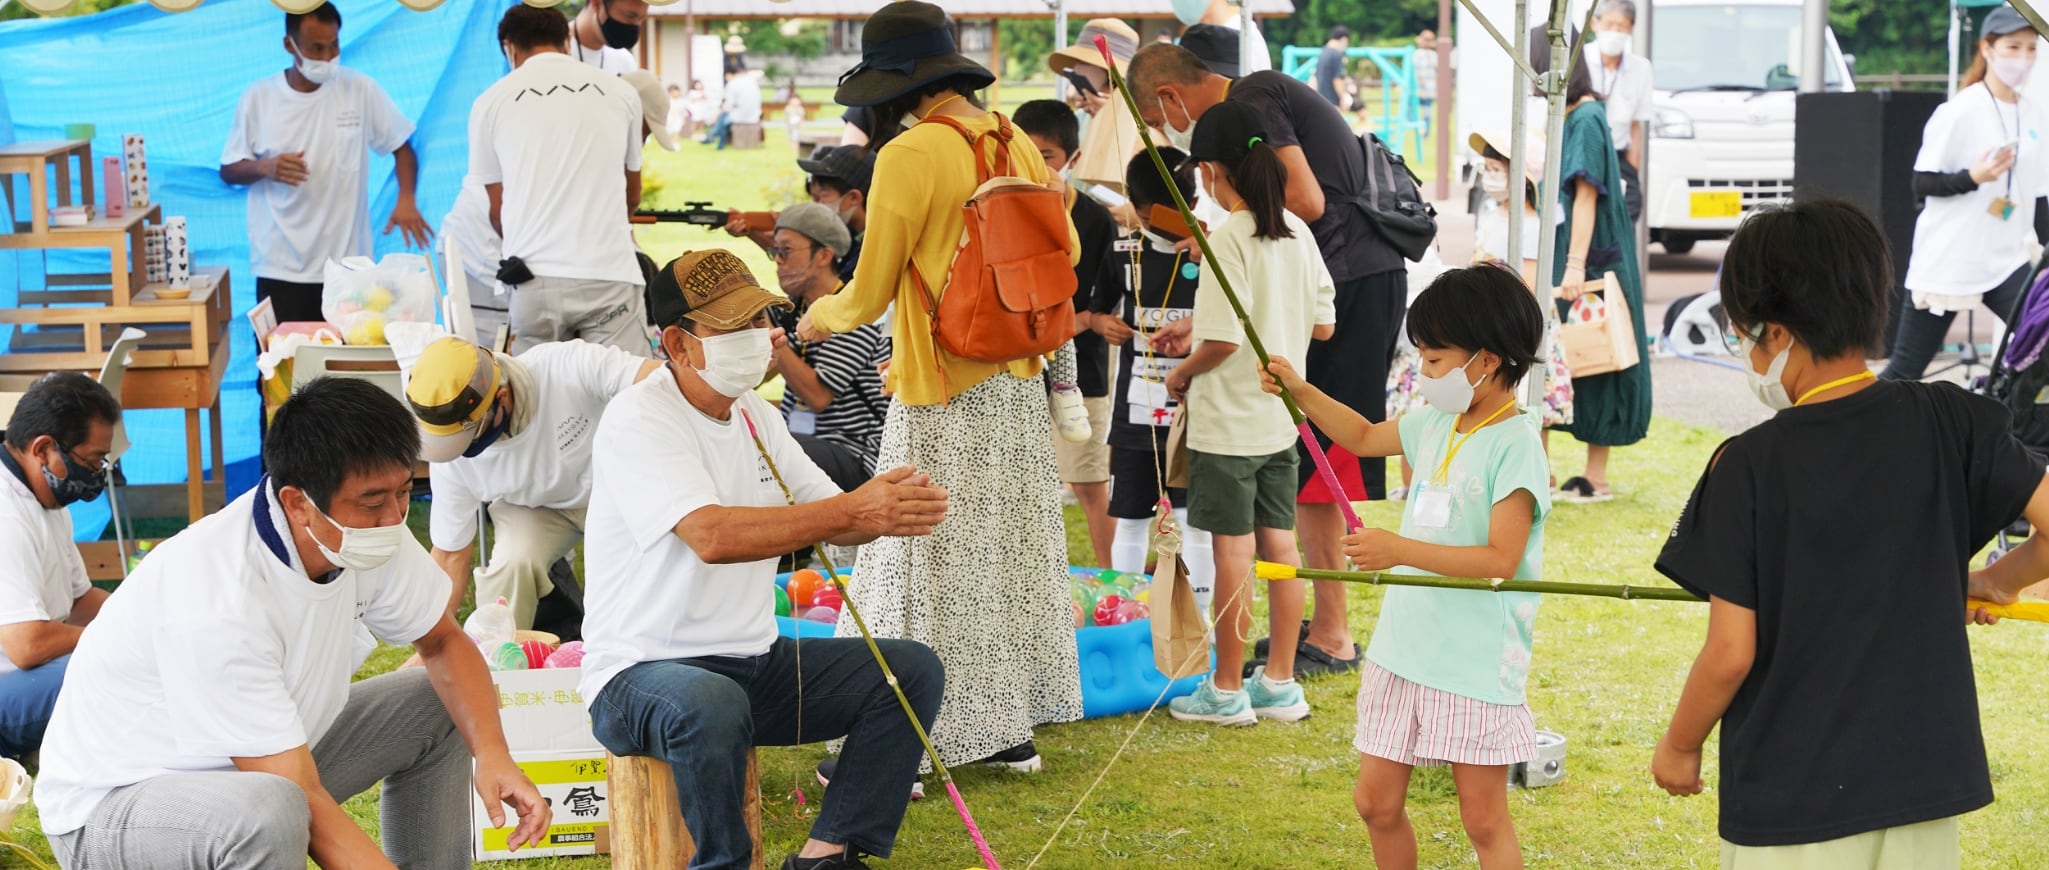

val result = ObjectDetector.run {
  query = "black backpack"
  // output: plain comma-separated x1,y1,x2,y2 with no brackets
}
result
1354,132,1438,262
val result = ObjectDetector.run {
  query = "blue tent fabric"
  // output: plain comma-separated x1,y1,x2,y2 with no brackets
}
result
0,0,513,539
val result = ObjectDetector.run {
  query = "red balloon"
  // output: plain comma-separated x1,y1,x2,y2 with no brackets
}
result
1094,594,1130,627
811,585,843,612
788,569,826,608
520,639,555,670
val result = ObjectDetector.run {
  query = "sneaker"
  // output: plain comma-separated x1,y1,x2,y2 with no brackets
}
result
1168,676,1257,726
815,758,924,800
976,741,1044,773
1246,666,1311,721
1051,384,1092,443
782,849,871,870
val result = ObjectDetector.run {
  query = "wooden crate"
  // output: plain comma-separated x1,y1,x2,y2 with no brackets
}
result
0,266,230,373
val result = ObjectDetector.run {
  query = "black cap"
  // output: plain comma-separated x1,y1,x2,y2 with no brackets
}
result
1329,25,1352,41
796,144,876,195
1180,24,1243,79
1983,5,2035,38
1185,100,1272,170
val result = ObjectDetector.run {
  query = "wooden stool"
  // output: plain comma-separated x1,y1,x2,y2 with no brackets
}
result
607,748,765,870
731,123,765,149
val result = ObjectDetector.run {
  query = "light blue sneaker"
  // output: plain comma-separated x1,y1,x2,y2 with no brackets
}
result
1246,666,1310,721
1168,676,1257,726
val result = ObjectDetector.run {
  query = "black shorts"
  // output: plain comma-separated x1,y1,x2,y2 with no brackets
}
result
1298,270,1405,502
1108,440,1186,520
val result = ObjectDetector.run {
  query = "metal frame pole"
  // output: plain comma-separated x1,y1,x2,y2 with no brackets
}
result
1799,0,1827,93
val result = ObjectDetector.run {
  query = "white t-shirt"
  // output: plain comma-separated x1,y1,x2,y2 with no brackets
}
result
1474,201,1544,267
221,68,415,282
571,39,636,76
0,469,88,675
468,53,644,285
441,178,502,290
1187,210,1337,456
1585,52,1654,152
725,73,763,125
427,341,646,550
1907,83,2049,307
34,482,444,837
579,373,839,707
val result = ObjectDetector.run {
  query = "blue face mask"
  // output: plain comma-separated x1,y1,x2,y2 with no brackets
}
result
462,406,510,458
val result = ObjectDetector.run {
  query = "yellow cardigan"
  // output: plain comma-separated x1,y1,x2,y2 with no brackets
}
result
805,111,1081,406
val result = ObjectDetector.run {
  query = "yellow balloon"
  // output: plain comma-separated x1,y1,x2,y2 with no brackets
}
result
346,315,387,346
363,286,394,313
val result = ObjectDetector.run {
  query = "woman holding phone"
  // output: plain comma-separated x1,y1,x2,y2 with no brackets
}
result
1889,5,2046,380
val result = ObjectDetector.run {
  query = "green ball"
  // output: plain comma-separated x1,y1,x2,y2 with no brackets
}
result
775,586,792,617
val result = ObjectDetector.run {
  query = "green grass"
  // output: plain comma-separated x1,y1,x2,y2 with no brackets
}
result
14,415,2049,867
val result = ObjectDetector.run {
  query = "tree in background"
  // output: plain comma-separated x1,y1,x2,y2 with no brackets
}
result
1829,0,1958,77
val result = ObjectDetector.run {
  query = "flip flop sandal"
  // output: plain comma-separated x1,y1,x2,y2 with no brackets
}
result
1558,477,1614,503
1252,620,1311,660
1245,640,1362,680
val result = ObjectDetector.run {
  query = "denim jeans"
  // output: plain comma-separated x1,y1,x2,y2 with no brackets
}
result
707,111,734,150
1881,263,2029,381
591,636,943,868
0,654,68,758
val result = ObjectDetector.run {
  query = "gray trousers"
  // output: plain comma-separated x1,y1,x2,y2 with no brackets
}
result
50,668,473,870
509,275,650,357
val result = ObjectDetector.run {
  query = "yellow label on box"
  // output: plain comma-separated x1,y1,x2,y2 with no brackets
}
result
1689,191,1742,219
482,821,607,852
521,756,608,785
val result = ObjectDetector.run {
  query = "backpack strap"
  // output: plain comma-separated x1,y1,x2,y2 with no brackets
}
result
921,112,1013,184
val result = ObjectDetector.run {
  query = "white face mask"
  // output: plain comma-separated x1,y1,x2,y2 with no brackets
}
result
1481,169,1510,196
1594,29,1630,57
304,498,408,572
1990,55,2036,91
289,38,338,85
1140,227,1180,253
1158,94,1196,152
1738,332,1793,411
1417,353,1486,416
695,327,774,398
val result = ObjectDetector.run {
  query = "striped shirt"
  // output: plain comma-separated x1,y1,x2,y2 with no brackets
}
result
780,322,891,472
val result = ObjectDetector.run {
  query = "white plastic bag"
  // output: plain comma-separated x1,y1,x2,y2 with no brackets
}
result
321,254,437,346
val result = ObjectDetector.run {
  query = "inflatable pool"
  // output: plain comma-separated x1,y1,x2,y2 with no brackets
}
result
773,566,1207,718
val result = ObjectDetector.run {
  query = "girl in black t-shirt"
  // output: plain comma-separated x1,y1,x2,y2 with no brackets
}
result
1652,199,2049,862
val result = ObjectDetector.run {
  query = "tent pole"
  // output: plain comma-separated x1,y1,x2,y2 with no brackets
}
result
2011,0,2049,45
1238,0,1255,84
1949,0,1961,96
1453,0,1543,83
1534,1,1591,321
1053,0,1069,102
1506,0,1530,272
1799,0,1827,93
1435,0,1452,200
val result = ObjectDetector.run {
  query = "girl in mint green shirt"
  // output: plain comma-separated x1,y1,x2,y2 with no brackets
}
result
1263,265,1550,870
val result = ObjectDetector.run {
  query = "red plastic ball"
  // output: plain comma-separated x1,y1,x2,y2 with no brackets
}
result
520,639,555,670
811,585,843,612
1094,594,1130,627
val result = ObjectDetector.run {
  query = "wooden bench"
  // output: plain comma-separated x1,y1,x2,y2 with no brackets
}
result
607,748,765,869
730,122,766,150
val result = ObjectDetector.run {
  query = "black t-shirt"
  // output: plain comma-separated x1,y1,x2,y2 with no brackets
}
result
1227,70,1402,282
1656,381,2041,847
842,106,874,140
837,233,864,284
1098,239,1200,451
1070,193,1117,398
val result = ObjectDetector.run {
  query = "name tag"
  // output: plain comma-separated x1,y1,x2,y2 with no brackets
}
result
1413,485,1454,530
1113,238,1143,252
788,409,818,435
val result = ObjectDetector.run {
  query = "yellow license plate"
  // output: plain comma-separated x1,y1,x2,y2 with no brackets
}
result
1689,191,1742,219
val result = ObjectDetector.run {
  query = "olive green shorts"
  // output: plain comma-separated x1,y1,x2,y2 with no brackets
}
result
1186,448,1298,536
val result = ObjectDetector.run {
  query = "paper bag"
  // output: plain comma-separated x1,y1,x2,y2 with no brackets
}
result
1150,530,1212,680
1555,273,1640,377
1163,406,1190,489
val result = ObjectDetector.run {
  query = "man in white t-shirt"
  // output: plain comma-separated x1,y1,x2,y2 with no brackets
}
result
35,379,550,868
569,0,645,75
584,250,948,870
407,336,658,632
706,67,765,150
471,5,648,357
0,375,117,760
1588,0,1654,221
443,68,678,349
219,2,431,324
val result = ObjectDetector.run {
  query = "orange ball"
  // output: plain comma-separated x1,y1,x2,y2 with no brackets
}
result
788,569,827,608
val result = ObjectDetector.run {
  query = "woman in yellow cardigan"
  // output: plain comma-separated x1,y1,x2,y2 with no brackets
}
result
797,1,1083,773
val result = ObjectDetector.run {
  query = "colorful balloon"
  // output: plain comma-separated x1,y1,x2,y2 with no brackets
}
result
1094,594,1130,627
802,605,839,623
788,569,826,608
544,641,585,669
811,585,843,612
520,639,555,670
775,586,792,617
481,640,528,671
1071,599,1085,628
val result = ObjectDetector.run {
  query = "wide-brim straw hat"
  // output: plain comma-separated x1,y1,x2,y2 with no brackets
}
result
835,1,995,108
1048,18,1140,76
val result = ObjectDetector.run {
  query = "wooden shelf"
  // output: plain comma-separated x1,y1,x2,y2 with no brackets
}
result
0,139,90,168
0,266,230,373
0,139,99,238
0,204,161,306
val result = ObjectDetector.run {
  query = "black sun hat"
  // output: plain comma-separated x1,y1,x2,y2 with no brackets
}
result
834,1,996,108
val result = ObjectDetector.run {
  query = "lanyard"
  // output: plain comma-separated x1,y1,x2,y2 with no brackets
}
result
1987,87,2021,201
1433,398,1518,485
1793,371,1875,407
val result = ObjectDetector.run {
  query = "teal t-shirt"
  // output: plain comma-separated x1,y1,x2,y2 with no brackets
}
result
1365,407,1552,705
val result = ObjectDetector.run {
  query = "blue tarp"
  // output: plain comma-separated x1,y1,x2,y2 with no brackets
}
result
0,0,512,538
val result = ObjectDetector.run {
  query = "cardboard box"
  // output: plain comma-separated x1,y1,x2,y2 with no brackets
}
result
473,668,611,861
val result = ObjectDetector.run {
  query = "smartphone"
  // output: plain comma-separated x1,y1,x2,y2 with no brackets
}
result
1061,68,1101,97
1999,139,2022,158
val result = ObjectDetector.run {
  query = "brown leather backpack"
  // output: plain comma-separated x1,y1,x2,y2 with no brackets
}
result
909,113,1078,371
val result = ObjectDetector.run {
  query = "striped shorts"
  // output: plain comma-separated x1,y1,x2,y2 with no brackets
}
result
1354,660,1536,767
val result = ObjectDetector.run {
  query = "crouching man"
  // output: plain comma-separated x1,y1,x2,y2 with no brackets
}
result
582,250,948,870
36,378,551,867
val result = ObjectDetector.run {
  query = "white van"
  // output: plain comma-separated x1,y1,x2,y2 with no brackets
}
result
1451,0,1854,253
1645,0,1855,253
